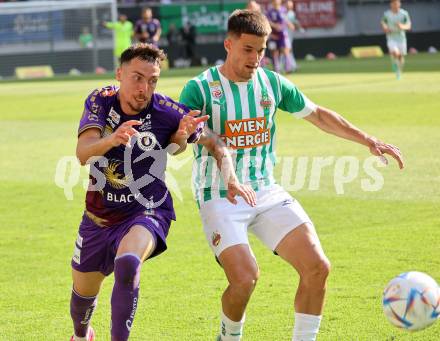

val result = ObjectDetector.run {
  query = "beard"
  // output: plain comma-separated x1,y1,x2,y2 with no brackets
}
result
128,96,150,113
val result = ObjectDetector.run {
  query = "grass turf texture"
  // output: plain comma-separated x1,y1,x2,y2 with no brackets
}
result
0,54,439,340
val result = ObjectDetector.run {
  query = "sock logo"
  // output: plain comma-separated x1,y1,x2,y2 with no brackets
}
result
126,297,138,331
221,321,226,336
81,306,96,325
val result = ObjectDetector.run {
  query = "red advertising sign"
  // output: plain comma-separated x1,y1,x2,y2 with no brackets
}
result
294,0,337,28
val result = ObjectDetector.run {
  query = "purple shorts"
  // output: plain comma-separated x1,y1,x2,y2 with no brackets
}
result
71,212,171,276
268,34,289,50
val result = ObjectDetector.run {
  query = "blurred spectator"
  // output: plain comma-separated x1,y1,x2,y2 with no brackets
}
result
166,23,180,46
103,14,133,61
180,21,197,64
135,8,162,46
79,26,94,49
166,23,181,67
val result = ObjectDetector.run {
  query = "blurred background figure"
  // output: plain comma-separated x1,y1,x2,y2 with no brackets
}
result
285,0,305,72
103,14,133,61
266,0,296,73
381,0,411,79
246,0,261,12
78,26,93,49
166,22,181,67
135,7,162,46
180,21,197,65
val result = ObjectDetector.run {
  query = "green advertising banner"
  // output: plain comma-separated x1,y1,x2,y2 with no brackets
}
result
159,1,247,34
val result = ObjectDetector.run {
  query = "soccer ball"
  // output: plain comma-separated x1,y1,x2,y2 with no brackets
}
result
383,271,440,331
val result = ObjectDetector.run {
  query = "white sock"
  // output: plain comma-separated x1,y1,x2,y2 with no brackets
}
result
292,312,322,341
219,310,245,340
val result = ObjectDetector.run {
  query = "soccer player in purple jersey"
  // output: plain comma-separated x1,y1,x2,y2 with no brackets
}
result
69,43,256,341
134,7,161,46
266,0,295,73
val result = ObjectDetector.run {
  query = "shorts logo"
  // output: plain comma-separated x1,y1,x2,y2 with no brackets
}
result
72,245,81,264
76,234,83,248
209,81,223,99
282,198,294,207
212,231,221,247
137,131,157,152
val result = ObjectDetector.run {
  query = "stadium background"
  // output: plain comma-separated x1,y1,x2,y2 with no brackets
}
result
0,0,439,77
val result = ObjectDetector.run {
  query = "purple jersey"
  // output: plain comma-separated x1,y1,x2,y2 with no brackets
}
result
78,86,202,227
135,18,161,44
266,6,289,42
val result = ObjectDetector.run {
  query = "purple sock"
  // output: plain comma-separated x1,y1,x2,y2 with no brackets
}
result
70,289,97,337
111,253,141,341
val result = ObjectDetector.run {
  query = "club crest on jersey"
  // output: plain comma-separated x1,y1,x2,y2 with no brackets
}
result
109,108,120,124
260,94,272,110
209,81,223,99
212,231,221,247
137,131,157,151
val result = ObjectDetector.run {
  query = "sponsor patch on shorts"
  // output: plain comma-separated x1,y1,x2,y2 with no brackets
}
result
76,234,83,248
72,245,81,265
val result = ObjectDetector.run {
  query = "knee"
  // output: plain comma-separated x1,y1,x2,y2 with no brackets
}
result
231,269,260,294
301,257,331,286
114,254,141,288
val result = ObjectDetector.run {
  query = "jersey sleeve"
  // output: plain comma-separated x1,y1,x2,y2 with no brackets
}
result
381,12,388,25
179,79,205,112
78,89,108,137
402,10,411,24
278,74,317,118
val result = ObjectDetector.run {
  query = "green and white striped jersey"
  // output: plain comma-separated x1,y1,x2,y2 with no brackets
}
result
382,9,411,43
179,66,316,205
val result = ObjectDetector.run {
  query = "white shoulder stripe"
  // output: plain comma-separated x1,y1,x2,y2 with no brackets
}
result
192,77,207,114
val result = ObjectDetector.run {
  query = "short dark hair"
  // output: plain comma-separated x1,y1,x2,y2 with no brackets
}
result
120,43,166,66
227,9,271,37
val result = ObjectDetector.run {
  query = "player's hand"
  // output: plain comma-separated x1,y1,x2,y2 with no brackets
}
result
109,120,141,148
226,181,257,207
174,110,209,142
367,137,404,169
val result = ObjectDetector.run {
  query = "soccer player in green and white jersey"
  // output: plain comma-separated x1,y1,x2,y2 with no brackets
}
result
180,10,404,341
381,0,411,79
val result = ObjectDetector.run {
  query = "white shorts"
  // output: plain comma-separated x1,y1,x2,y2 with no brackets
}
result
199,184,313,257
387,40,407,55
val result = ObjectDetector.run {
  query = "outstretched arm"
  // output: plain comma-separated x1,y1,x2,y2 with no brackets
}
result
304,106,404,169
77,120,141,165
197,128,257,206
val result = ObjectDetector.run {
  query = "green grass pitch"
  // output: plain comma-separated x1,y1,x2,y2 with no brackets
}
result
0,54,439,340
